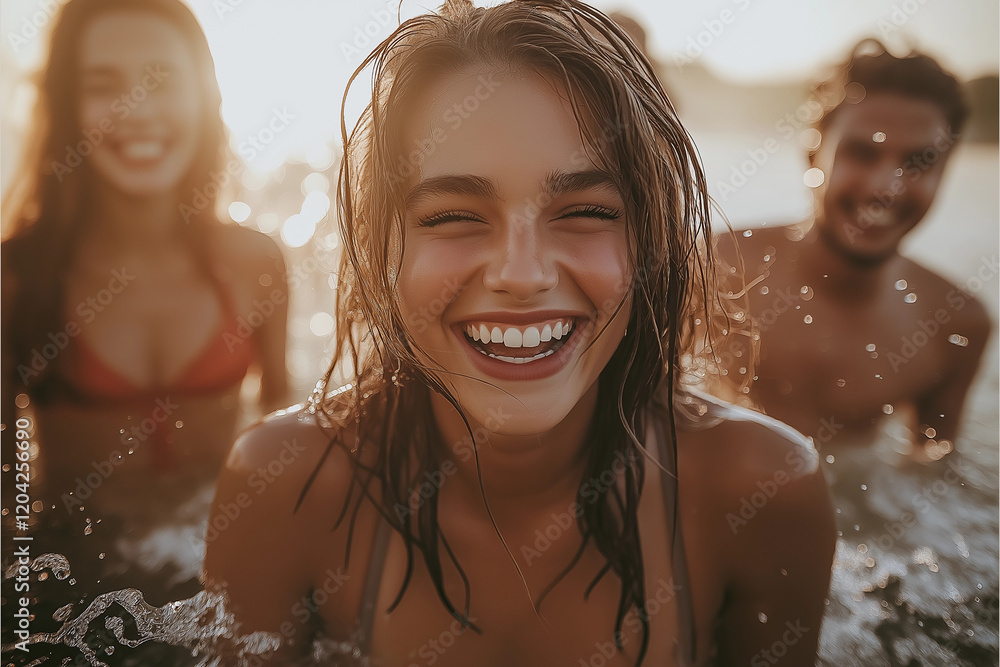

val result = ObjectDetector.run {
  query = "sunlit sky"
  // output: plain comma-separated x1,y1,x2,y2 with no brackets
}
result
2,0,997,169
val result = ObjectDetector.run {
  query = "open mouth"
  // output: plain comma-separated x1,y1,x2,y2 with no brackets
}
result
112,139,170,164
460,318,576,365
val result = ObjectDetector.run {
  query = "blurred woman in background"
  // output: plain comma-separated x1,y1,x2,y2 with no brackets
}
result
1,0,288,604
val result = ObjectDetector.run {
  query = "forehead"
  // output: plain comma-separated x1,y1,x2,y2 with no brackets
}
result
79,11,193,71
404,69,603,186
826,93,950,147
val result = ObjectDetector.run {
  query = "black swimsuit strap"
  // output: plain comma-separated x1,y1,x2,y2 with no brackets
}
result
652,402,698,665
356,517,393,655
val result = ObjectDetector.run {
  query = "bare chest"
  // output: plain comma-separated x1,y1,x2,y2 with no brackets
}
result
747,284,950,434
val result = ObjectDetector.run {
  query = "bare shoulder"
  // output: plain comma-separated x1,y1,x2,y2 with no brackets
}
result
714,224,801,276
675,392,833,554
215,405,357,526
675,392,836,629
210,223,286,276
899,256,992,341
202,403,361,634
677,392,821,487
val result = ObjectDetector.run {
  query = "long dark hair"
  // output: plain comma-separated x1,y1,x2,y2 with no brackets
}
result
305,1,726,663
2,0,228,401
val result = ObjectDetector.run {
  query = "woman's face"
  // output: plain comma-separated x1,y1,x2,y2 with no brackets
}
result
397,69,632,436
77,11,202,197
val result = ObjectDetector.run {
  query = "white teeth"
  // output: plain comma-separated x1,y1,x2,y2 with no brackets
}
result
503,328,522,348
522,326,540,348
121,140,164,160
465,319,575,350
485,349,556,364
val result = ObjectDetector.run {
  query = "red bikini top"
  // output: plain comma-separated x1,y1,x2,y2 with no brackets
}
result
51,294,256,469
63,315,255,401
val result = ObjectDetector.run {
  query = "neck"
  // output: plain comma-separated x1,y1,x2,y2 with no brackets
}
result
428,382,598,519
797,223,895,301
88,182,182,249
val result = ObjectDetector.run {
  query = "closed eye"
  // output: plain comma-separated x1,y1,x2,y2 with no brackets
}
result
416,209,485,227
557,205,623,221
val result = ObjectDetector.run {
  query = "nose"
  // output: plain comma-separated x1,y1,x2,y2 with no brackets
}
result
481,216,558,301
864,160,905,201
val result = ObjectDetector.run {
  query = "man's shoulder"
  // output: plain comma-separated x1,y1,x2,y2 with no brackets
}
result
714,224,803,272
897,256,992,332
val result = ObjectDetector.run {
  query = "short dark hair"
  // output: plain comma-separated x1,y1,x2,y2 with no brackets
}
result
813,39,968,142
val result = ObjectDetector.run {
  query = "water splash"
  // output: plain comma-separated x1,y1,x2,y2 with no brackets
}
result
0,553,376,666
2,554,283,666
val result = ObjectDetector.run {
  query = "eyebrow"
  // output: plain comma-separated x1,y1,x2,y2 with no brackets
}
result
405,169,618,208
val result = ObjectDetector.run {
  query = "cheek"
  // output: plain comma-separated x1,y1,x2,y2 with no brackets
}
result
564,233,631,315
398,238,475,330
79,97,113,131
165,90,202,135
909,172,943,208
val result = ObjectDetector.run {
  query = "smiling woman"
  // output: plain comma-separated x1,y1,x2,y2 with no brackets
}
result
1,0,288,613
203,1,836,665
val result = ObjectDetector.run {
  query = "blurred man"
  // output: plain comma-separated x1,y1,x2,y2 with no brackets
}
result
717,40,990,458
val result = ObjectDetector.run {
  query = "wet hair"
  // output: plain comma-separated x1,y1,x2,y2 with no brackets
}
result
810,38,969,160
308,1,724,663
2,0,228,401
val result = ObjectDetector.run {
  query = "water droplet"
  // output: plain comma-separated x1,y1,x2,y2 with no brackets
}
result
38,572,48,581
873,131,887,143
948,333,969,347
924,426,937,438
836,378,846,387
875,374,883,379
882,404,894,415
865,343,876,352
739,366,747,374
743,229,753,237
861,484,867,491
760,285,769,295
763,254,771,263
800,285,814,301
99,552,106,560
758,612,768,623
894,279,908,290
175,420,184,429
803,167,825,188
826,454,836,464
780,569,788,576
803,315,813,324
904,292,917,303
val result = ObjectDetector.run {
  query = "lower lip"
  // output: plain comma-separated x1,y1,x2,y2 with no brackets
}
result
454,323,588,382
